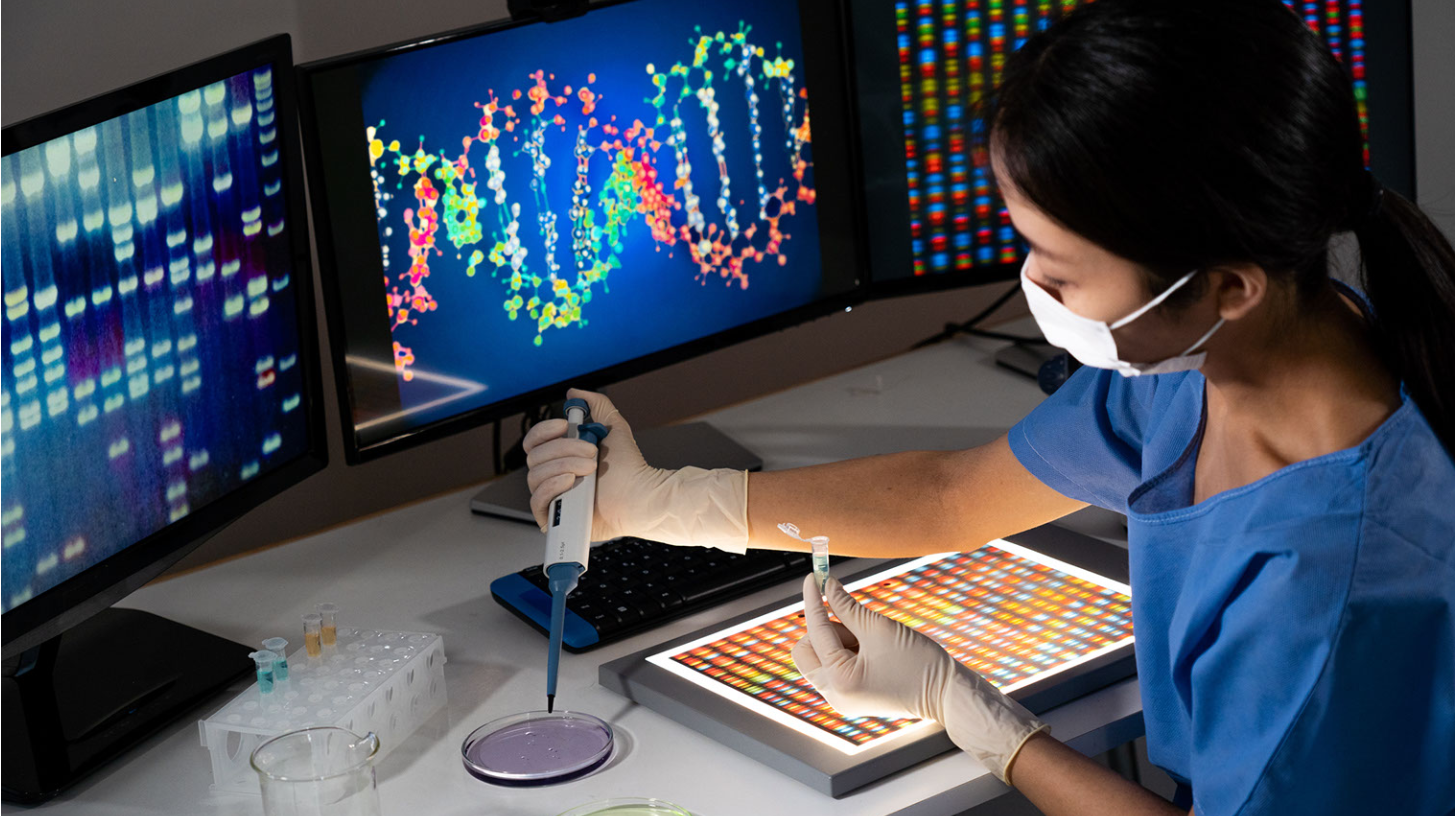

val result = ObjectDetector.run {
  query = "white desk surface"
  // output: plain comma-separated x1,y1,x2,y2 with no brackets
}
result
8,333,1144,816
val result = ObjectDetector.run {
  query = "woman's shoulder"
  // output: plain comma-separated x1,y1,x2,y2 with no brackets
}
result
1057,365,1204,431
1358,394,1455,573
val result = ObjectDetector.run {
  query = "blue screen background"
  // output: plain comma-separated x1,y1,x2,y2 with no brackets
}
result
0,68,310,613
354,0,823,430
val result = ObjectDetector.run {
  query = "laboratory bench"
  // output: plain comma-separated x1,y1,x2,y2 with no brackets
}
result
2,330,1145,816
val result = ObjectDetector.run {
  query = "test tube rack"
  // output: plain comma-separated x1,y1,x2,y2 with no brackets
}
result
198,627,447,794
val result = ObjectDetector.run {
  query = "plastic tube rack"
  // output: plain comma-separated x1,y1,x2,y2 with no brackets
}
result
199,628,447,794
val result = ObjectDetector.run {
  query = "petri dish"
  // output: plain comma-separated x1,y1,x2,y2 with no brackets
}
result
556,798,690,816
461,710,614,786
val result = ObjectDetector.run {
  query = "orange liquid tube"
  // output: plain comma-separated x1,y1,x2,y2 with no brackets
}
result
318,603,339,647
302,613,323,658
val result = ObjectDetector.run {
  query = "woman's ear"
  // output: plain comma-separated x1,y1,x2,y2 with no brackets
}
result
1213,263,1268,322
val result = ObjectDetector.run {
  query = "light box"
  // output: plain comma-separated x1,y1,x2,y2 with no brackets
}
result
599,525,1136,797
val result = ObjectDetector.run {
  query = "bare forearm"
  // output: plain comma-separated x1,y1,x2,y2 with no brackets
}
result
746,450,960,557
1009,733,1187,816
744,436,1085,558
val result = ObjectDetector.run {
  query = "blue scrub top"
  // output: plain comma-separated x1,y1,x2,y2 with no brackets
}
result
1009,365,1455,815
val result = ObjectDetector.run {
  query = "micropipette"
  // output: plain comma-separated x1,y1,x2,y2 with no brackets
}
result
543,397,609,714
778,522,831,594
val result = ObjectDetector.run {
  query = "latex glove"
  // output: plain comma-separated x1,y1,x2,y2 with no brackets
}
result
792,574,1049,784
522,389,749,552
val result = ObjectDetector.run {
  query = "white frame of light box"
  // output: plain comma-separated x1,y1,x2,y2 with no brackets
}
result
598,525,1137,797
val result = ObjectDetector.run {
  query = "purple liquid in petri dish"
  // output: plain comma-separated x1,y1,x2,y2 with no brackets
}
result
462,711,613,786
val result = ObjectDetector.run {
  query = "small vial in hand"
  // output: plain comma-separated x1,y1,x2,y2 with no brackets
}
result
317,603,339,647
302,613,323,657
809,537,831,595
777,522,832,595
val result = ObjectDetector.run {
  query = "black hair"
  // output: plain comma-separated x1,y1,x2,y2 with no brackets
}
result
985,0,1455,456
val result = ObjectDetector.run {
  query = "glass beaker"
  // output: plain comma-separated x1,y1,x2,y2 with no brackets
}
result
251,727,382,816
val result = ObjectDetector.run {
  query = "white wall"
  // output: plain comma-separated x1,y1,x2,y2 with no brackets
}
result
2,0,302,124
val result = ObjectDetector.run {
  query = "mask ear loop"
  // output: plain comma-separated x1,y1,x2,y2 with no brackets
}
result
1178,316,1225,356
1109,268,1201,330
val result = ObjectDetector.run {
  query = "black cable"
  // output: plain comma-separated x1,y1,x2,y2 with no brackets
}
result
961,327,1049,344
911,281,1046,349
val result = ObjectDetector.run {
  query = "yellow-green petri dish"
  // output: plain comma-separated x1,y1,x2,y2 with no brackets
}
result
555,797,691,816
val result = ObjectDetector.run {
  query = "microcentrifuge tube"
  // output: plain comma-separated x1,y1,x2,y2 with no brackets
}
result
249,650,280,694
777,522,832,594
302,613,323,658
261,637,290,681
810,538,831,594
317,603,338,646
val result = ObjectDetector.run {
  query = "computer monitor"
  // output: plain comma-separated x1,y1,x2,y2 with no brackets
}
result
849,0,1416,298
1,35,325,801
297,0,865,464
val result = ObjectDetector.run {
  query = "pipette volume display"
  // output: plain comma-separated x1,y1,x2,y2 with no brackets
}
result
542,398,608,713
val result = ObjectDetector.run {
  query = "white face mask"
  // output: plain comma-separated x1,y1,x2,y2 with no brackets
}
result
1020,256,1225,377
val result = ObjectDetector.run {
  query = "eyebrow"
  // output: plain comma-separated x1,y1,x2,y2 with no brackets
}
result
1023,237,1067,264
1005,213,1066,264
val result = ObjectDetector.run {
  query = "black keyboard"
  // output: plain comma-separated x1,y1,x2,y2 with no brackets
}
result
489,537,818,651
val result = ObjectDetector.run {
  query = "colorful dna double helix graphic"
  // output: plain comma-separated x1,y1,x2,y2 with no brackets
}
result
368,23,814,382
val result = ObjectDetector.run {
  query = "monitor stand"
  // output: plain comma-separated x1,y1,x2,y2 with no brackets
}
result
471,421,763,523
1,608,253,804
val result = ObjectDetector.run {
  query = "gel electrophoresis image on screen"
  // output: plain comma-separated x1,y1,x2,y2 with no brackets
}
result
648,540,1134,753
308,0,832,445
859,0,1383,283
0,68,309,612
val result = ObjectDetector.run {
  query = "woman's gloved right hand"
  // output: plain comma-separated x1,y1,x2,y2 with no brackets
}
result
521,389,750,552
792,574,1050,784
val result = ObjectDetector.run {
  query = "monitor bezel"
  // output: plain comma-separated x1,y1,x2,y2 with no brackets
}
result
295,0,869,464
1362,0,1417,201
1,34,330,658
849,0,1418,301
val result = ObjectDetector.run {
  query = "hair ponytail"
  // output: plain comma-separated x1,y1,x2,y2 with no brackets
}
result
1355,189,1455,456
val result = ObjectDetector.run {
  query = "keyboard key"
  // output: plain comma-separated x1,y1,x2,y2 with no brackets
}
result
581,606,622,636
611,603,643,627
619,587,663,616
639,581,683,610
677,561,788,603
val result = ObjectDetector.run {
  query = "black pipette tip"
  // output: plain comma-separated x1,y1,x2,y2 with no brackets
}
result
547,694,556,714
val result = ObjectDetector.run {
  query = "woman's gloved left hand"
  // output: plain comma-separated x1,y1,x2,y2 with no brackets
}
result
791,574,1050,784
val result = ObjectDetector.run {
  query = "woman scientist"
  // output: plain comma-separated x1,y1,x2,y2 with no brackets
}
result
522,0,1455,812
